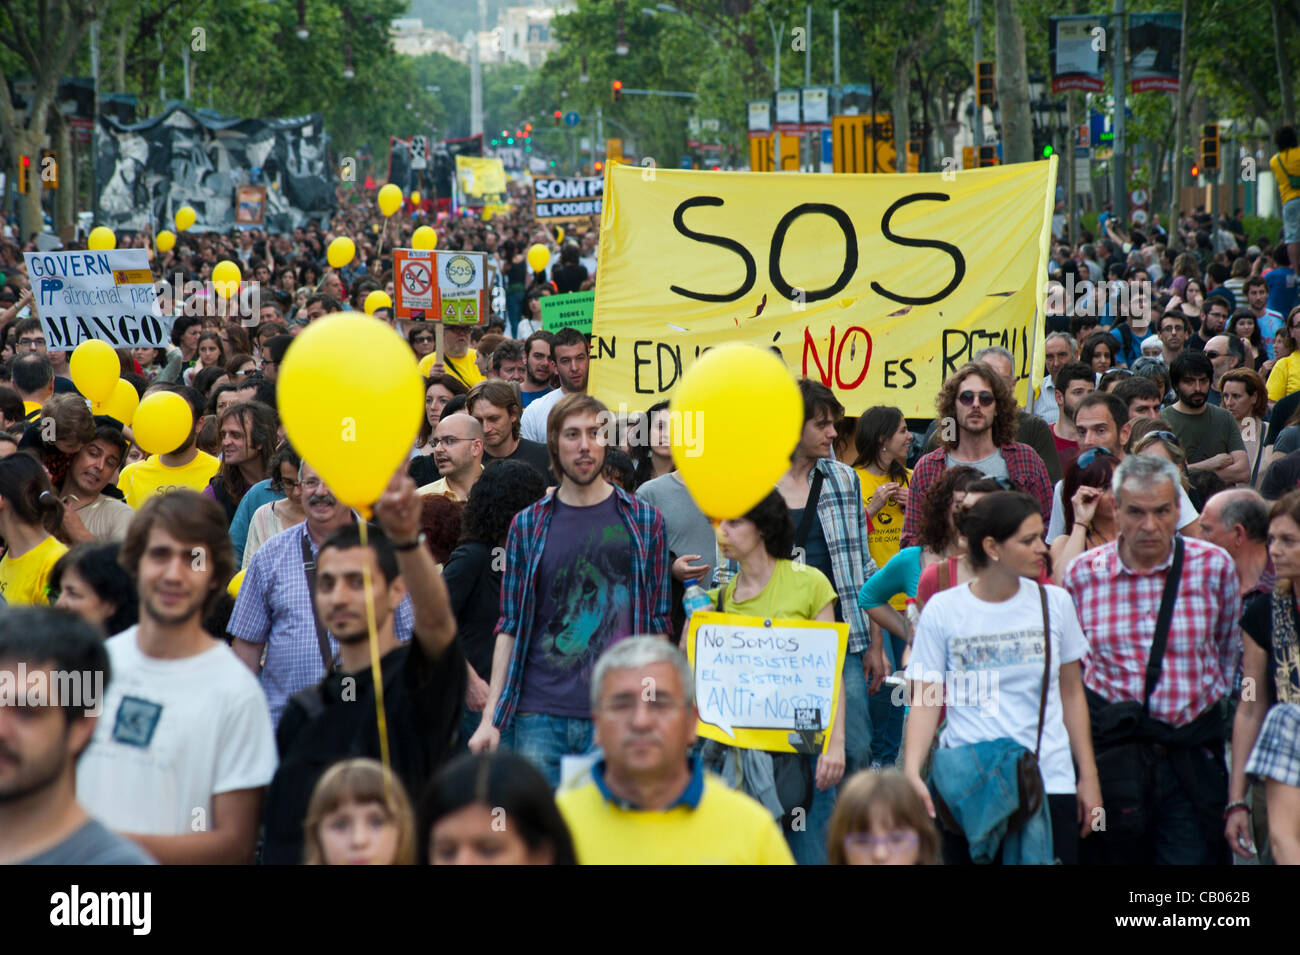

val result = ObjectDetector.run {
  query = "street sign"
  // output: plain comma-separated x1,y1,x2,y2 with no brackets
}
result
822,128,833,165
775,89,801,124
410,135,428,170
564,111,580,127
831,114,895,173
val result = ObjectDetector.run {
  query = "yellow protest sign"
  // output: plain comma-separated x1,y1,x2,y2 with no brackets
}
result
455,155,507,198
590,159,1056,416
686,611,849,753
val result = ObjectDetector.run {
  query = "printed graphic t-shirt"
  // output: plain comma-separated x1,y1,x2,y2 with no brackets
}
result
117,452,220,510
516,494,634,718
0,534,67,606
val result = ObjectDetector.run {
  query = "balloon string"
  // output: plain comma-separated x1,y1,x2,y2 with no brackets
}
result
357,520,393,795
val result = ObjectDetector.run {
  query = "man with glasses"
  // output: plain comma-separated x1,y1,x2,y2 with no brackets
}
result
1202,334,1245,405
259,335,292,384
1033,332,1077,425
556,637,793,864
417,413,485,502
9,318,77,394
1189,294,1233,352
903,360,1053,546
1160,351,1249,484
229,460,415,727
1157,311,1190,368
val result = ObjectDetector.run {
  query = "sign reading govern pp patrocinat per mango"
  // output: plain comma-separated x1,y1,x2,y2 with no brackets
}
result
25,248,169,348
588,159,1057,417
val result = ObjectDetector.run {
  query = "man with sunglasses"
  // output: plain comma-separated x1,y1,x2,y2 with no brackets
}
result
418,413,484,502
1160,352,1249,485
902,360,1053,547
1202,334,1245,406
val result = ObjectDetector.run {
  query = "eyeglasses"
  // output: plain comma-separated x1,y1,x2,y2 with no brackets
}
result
431,435,474,448
18,336,45,348
280,478,300,491
412,335,434,344
957,391,995,408
842,831,920,855
1203,350,1220,360
599,693,684,719
1075,447,1113,469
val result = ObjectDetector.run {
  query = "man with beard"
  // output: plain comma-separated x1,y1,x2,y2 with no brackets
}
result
520,330,556,408
1160,351,1249,483
1189,293,1233,352
465,379,553,482
259,471,462,865
229,461,415,727
1050,362,1096,474
418,413,484,502
520,327,588,442
1243,276,1284,357
0,608,155,864
76,491,276,864
468,393,670,787
58,425,134,543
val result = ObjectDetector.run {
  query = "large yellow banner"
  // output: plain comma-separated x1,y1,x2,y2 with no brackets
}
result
590,159,1056,417
455,156,507,197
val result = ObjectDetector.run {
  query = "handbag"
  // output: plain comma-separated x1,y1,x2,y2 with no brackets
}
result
933,582,1053,837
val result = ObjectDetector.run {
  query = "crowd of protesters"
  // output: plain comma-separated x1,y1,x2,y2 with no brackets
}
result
1,128,1300,866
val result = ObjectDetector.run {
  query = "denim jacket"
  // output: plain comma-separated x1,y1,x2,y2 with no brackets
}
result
929,738,1056,865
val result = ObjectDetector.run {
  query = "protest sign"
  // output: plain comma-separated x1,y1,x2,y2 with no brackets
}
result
589,160,1056,416
686,610,849,753
532,176,603,222
540,290,594,334
395,248,487,325
25,248,168,348
234,185,267,226
455,155,506,198
393,248,434,319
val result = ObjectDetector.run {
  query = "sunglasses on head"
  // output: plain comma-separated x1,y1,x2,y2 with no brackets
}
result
1075,446,1113,469
1147,429,1181,447
957,390,995,408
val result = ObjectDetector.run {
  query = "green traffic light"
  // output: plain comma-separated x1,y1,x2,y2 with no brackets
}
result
1043,144,1054,158
508,137,514,144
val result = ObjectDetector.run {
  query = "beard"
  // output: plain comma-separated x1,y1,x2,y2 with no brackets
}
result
1182,391,1208,408
0,734,65,804
141,589,208,627
526,365,550,387
560,451,604,487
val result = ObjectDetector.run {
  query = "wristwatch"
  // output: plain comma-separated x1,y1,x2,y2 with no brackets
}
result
391,533,426,552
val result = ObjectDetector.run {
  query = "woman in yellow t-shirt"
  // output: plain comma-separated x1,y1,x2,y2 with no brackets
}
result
0,453,69,606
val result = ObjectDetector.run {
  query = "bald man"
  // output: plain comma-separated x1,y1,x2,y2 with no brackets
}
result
418,412,484,501
1198,488,1273,598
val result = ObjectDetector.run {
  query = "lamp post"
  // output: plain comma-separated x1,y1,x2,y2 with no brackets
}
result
912,58,972,172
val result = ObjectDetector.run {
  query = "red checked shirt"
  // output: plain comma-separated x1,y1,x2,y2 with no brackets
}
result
1062,535,1242,727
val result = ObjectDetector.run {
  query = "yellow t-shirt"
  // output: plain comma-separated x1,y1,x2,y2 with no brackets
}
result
419,349,484,388
1272,147,1300,206
0,534,68,606
706,558,837,620
557,775,795,865
1267,354,1300,402
856,467,912,611
117,451,221,510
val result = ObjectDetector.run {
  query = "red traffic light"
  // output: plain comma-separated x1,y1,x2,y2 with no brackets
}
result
611,80,623,104
1190,163,1200,178
612,80,623,91
524,122,532,133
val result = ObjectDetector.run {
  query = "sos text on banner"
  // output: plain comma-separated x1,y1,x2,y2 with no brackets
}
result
532,175,604,222
589,160,1057,417
25,249,169,348
686,611,849,753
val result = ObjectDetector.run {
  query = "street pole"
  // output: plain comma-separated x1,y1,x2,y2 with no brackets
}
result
832,9,840,114
90,18,100,228
971,0,983,145
596,105,603,166
805,5,811,88
1112,0,1128,226
1067,93,1078,247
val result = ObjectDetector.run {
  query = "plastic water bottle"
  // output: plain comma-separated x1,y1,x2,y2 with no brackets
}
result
683,583,713,618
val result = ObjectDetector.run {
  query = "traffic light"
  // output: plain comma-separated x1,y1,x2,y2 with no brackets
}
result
977,144,999,167
553,109,562,126
524,123,532,134
594,160,604,172
611,80,623,104
1042,142,1054,158
977,61,995,107
1190,162,1200,178
17,154,30,194
1201,123,1220,173
906,139,920,173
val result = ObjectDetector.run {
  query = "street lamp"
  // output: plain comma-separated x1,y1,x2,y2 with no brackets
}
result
296,0,309,39
615,1,629,55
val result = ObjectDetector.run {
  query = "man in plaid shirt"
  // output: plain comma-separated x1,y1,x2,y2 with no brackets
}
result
901,361,1053,548
1064,454,1241,865
468,393,670,786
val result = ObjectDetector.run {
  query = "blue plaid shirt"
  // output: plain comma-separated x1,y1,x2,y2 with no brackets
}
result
492,485,670,730
227,522,414,727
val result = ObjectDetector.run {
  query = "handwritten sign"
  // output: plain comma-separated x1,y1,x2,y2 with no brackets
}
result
686,610,848,753
540,290,595,334
25,249,168,348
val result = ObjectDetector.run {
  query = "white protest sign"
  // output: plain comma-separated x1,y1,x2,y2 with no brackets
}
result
25,248,168,348
686,611,849,752
394,249,434,317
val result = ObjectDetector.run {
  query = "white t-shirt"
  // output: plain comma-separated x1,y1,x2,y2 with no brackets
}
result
77,627,278,835
1047,477,1197,540
520,386,569,443
906,578,1088,794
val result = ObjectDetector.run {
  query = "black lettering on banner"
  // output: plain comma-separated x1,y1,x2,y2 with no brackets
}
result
883,358,917,389
596,336,616,360
668,197,756,302
656,342,681,390
941,326,1030,378
768,203,857,303
871,193,966,306
633,339,655,394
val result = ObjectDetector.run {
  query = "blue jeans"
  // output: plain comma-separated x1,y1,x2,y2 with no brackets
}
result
868,629,908,766
505,712,595,788
787,648,874,865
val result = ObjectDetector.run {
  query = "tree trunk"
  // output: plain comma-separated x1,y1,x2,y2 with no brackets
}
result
1167,0,1190,247
1271,0,1297,124
56,114,74,235
893,50,911,174
993,0,1032,164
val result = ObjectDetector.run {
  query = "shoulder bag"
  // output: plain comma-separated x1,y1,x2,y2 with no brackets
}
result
300,532,338,675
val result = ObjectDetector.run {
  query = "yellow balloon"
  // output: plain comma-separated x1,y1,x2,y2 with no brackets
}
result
69,340,120,403
327,236,355,269
91,378,141,426
411,225,437,250
555,226,565,243
277,313,424,516
175,206,197,232
377,183,403,217
364,290,392,315
156,230,176,253
133,391,194,456
212,259,242,299
527,243,550,273
669,343,802,520
87,227,116,251
411,190,422,205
